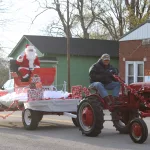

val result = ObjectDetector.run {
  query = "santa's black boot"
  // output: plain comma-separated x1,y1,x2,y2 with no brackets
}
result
21,76,30,82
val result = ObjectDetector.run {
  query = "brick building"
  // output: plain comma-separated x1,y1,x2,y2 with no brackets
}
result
119,19,150,84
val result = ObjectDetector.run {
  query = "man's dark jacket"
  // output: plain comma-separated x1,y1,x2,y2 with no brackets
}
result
89,59,117,84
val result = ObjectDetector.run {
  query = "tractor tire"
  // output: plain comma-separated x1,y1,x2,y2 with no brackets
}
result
72,118,78,127
111,109,139,134
22,109,39,130
129,118,148,144
77,96,104,137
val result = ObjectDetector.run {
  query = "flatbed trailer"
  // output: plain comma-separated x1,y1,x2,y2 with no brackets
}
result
22,98,80,130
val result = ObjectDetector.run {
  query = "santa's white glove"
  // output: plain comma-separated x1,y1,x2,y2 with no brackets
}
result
16,55,24,62
34,65,40,68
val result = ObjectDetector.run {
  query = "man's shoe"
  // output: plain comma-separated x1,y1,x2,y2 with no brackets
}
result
103,96,112,106
113,97,122,105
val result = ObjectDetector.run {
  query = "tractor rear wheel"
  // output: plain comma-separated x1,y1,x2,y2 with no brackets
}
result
72,118,78,127
111,109,139,134
77,96,104,137
129,118,148,144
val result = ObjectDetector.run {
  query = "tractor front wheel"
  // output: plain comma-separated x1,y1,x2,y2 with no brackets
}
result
129,118,148,144
77,97,104,137
111,109,139,134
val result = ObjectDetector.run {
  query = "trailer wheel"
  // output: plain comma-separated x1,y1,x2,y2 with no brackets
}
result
22,109,39,130
111,109,139,134
129,118,148,144
72,118,78,127
77,97,104,137
37,113,43,122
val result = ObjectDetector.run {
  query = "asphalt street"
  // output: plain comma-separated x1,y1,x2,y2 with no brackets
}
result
0,111,150,150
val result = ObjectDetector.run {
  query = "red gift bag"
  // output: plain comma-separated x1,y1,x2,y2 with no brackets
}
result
82,87,91,96
71,85,82,99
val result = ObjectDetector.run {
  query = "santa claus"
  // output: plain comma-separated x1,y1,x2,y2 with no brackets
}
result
16,45,40,82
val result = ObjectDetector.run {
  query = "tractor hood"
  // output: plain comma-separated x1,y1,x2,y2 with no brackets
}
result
130,82,150,92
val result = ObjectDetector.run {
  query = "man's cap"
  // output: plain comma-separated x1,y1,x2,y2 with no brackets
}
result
101,53,110,61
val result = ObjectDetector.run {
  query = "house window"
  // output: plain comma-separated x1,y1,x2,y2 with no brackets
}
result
125,61,144,84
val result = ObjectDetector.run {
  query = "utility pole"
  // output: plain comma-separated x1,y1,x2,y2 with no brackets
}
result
67,0,71,92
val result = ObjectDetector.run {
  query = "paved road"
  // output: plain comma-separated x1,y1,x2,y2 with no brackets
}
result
0,111,150,150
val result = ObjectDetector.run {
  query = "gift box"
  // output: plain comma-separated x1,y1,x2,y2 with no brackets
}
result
31,76,41,83
71,85,82,99
29,82,36,89
82,87,91,96
31,74,41,83
27,88,43,101
28,75,43,101
35,82,42,89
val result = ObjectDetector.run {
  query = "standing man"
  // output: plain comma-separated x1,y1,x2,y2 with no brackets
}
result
89,53,121,105
16,45,40,82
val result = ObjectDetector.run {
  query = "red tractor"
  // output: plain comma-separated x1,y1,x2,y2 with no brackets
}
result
77,75,150,144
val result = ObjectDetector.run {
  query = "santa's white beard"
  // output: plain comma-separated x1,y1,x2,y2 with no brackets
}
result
26,52,36,69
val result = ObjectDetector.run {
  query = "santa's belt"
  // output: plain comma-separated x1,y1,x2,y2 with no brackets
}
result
18,67,30,70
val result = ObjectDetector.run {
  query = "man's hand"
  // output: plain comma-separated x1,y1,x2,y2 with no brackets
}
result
108,68,119,75
109,69,116,74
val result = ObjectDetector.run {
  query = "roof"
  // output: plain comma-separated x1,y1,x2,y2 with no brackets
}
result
9,35,119,57
119,19,150,41
39,57,57,61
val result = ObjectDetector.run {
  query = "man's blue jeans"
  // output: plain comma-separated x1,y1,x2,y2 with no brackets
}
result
90,81,120,98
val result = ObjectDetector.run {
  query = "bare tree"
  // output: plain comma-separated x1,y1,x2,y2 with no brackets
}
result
34,0,101,39
72,0,99,38
0,0,13,86
0,0,6,26
88,21,110,39
0,47,9,88
34,0,150,40
0,0,12,27
125,0,150,30
94,0,150,40
33,0,77,37
95,0,127,40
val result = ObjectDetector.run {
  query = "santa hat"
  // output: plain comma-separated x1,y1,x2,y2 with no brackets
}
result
25,45,36,53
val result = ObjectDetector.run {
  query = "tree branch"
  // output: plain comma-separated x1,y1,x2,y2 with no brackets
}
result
31,9,49,24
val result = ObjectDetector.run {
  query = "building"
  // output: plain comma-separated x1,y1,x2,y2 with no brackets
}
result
9,35,119,89
119,19,150,84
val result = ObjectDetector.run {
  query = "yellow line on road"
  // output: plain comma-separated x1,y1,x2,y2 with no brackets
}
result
11,115,21,118
43,118,72,124
10,115,73,124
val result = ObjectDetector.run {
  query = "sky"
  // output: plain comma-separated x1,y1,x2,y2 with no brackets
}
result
0,0,57,57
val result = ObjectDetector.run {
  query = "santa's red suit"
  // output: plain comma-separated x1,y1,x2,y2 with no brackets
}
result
16,45,40,80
